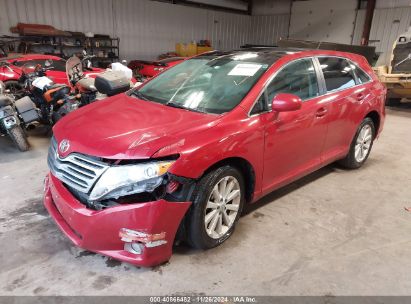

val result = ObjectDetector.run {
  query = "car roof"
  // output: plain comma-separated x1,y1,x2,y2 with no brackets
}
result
195,47,307,65
196,47,359,66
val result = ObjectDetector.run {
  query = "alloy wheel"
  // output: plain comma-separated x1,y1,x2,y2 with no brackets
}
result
354,124,372,162
204,176,241,239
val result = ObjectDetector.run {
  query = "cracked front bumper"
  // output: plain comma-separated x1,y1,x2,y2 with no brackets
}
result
43,173,191,267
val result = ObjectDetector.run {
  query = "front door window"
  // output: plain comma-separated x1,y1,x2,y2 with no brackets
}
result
266,58,320,104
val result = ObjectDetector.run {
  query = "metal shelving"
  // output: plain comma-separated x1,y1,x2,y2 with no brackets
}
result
0,34,120,68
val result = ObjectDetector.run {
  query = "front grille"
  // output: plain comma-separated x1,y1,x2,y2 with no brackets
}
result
47,137,109,194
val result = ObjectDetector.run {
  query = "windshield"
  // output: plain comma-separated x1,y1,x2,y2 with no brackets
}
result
134,53,271,114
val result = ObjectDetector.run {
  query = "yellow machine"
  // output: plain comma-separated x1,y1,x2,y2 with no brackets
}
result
374,27,411,105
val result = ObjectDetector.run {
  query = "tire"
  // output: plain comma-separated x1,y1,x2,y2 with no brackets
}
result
338,118,375,169
386,98,401,106
4,80,24,98
186,165,245,249
9,126,30,152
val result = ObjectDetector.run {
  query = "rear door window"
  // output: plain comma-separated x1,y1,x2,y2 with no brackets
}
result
318,57,356,92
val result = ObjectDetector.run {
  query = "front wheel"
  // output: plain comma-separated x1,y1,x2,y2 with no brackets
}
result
338,118,375,169
9,126,30,152
186,166,245,249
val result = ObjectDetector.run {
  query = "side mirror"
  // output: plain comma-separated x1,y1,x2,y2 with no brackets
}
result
271,93,302,112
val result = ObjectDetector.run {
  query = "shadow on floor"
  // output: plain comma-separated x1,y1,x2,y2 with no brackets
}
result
386,101,411,116
174,164,336,256
0,125,51,163
242,165,335,216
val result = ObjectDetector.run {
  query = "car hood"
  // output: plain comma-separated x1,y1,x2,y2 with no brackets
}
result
53,94,220,159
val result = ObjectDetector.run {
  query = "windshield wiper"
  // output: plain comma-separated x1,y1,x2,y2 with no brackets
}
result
166,101,187,109
130,89,148,101
166,101,204,113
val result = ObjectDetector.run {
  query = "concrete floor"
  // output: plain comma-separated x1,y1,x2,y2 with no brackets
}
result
0,106,411,296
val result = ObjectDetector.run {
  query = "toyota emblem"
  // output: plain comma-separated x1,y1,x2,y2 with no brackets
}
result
59,139,70,154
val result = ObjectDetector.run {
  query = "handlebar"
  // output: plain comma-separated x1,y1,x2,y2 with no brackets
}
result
82,54,96,61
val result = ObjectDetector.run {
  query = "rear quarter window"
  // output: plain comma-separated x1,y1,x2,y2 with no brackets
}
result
318,57,356,92
354,65,372,84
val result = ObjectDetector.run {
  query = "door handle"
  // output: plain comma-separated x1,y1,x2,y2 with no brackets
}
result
315,107,327,118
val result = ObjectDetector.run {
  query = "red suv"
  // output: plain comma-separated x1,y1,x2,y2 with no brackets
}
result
44,48,386,267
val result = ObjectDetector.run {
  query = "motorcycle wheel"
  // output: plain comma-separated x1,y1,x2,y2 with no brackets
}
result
9,126,30,152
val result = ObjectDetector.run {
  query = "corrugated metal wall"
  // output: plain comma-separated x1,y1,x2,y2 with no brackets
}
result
376,0,411,8
0,0,290,60
289,0,358,45
352,9,366,45
369,7,411,54
0,0,115,36
352,6,411,65
251,0,291,15
248,14,289,45
113,0,254,59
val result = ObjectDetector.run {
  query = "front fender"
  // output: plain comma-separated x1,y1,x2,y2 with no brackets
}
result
156,115,266,199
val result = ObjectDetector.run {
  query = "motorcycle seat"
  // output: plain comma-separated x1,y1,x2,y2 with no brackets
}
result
77,78,97,92
0,95,12,107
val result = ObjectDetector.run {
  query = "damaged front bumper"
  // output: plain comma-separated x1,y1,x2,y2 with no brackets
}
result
43,173,191,267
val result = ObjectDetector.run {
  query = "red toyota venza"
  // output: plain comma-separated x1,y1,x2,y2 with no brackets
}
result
44,48,386,267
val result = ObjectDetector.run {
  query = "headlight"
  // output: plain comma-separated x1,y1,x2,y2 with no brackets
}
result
89,161,175,201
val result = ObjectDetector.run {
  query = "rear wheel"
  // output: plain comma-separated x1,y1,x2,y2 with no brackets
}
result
186,166,245,249
338,118,375,169
9,126,30,152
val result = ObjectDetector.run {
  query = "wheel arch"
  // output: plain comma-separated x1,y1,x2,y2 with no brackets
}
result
200,157,256,204
364,110,380,137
